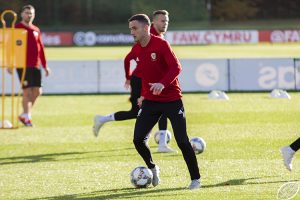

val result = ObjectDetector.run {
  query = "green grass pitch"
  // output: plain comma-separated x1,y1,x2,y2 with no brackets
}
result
1,44,300,199
0,93,299,199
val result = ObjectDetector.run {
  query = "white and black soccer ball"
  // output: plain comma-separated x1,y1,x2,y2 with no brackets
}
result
154,130,172,144
130,166,153,188
0,120,12,128
190,137,206,154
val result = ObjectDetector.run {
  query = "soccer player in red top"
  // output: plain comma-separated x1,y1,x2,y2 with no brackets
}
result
13,5,50,126
93,10,176,153
128,14,201,189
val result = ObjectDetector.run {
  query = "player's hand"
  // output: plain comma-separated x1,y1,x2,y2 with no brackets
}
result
124,79,131,90
44,67,51,77
6,68,13,74
137,96,144,107
149,83,164,95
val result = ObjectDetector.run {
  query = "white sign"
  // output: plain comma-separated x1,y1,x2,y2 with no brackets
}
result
180,59,228,91
195,63,220,87
294,59,300,90
73,32,133,46
258,66,296,89
230,58,296,90
98,60,127,93
165,30,258,45
2,58,295,95
43,61,98,94
0,70,21,94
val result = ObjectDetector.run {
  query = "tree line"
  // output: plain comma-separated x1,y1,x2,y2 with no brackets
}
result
0,0,299,27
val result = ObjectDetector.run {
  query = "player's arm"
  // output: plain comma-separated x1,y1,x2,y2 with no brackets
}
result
158,41,182,88
124,48,136,89
38,29,50,76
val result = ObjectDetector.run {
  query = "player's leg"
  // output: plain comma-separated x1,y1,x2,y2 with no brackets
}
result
114,75,141,120
281,137,300,171
164,99,201,189
158,114,167,130
30,68,42,107
133,100,161,186
17,68,33,126
93,75,141,137
157,115,177,153
24,68,42,126
24,86,42,126
31,87,42,106
290,138,300,152
18,88,32,124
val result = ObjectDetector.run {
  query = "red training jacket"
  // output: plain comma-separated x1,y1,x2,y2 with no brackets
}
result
15,22,47,69
133,35,182,102
124,25,161,80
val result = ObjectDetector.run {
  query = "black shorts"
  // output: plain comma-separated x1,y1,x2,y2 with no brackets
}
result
17,68,42,89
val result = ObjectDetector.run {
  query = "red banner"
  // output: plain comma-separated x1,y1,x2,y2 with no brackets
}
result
42,32,73,46
40,30,300,46
259,30,300,43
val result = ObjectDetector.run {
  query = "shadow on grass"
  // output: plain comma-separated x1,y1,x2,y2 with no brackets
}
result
0,147,135,165
203,176,299,188
27,177,300,199
29,187,186,200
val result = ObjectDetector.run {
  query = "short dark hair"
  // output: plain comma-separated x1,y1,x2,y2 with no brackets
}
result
21,5,35,13
128,14,150,26
152,10,169,18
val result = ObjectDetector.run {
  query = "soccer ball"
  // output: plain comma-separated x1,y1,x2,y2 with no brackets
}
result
130,166,153,188
154,130,172,144
0,120,13,128
190,137,206,154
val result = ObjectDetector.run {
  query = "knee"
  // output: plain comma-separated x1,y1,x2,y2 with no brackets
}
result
130,110,138,118
133,138,143,146
133,136,148,146
177,140,191,150
22,89,29,98
36,88,42,96
129,107,139,118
